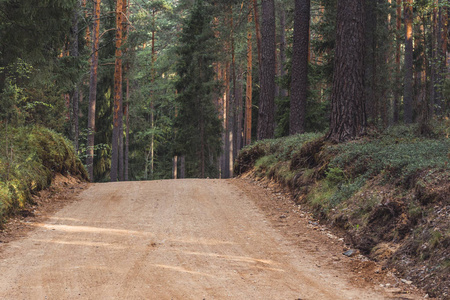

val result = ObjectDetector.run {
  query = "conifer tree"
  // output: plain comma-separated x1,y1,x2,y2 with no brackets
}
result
173,0,222,178
86,0,101,181
257,0,276,140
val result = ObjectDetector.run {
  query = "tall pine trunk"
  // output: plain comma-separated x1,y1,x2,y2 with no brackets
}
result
86,0,101,181
393,0,402,123
253,0,262,69
403,0,413,124
364,0,377,124
328,0,366,142
257,0,276,140
278,5,287,99
229,6,236,177
244,2,253,146
111,0,124,181
289,0,310,135
71,0,80,153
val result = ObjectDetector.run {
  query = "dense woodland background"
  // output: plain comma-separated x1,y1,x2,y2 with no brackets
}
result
0,0,449,182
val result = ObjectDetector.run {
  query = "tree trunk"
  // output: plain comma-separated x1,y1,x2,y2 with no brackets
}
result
257,0,276,140
118,0,128,181
403,0,413,124
111,0,124,181
289,0,310,135
229,5,236,176
86,0,101,181
364,0,377,124
172,156,178,179
278,5,287,99
328,0,366,142
71,0,80,153
124,0,130,182
435,1,446,116
393,0,401,124
244,2,253,146
235,68,243,155
180,156,186,179
224,62,230,178
124,101,130,181
253,0,262,69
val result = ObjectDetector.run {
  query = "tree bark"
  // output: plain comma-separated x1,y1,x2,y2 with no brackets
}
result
229,5,236,176
118,0,128,181
435,1,446,116
403,0,413,124
278,5,287,99
328,0,366,143
111,0,124,181
71,0,80,153
393,0,401,124
253,0,262,69
289,0,310,135
235,68,243,155
172,156,178,179
364,0,377,124
244,2,253,146
257,0,276,140
86,0,101,181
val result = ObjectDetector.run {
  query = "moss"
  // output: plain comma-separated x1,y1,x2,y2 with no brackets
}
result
0,126,88,224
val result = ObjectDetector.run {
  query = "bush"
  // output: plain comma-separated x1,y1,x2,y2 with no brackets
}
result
0,126,88,223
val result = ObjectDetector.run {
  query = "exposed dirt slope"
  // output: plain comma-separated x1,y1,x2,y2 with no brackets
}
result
0,179,428,299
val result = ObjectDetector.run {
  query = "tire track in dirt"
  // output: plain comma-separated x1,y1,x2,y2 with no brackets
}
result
0,179,425,299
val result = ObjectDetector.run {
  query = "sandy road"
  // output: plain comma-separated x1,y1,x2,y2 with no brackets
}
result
0,179,419,299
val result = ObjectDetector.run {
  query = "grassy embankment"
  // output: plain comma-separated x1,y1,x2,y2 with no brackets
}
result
0,126,88,226
235,124,449,298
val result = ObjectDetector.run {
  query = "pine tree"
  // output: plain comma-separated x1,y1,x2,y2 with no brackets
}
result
289,0,310,135
403,0,413,124
328,0,366,142
173,0,222,178
257,0,276,140
86,0,101,181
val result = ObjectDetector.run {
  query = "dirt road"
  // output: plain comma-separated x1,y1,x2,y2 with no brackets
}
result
0,179,422,299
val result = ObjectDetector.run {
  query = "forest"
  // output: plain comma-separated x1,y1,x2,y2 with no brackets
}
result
0,0,449,182
0,0,449,297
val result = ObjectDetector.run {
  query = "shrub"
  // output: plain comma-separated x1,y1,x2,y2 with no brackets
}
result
0,126,88,223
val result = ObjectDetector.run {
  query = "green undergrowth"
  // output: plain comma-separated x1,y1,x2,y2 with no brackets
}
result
0,126,88,226
235,123,450,298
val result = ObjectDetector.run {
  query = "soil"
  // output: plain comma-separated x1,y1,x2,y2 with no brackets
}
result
0,177,432,299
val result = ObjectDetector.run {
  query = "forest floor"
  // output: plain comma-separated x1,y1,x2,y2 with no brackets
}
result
0,178,431,299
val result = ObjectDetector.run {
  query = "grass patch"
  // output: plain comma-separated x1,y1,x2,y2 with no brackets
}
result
0,126,88,226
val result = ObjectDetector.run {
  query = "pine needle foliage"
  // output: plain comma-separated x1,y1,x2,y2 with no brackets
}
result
173,0,222,178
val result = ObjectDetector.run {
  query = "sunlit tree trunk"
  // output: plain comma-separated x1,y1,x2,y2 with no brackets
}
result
86,0,101,181
403,0,413,124
289,0,310,135
257,0,276,140
111,0,124,181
